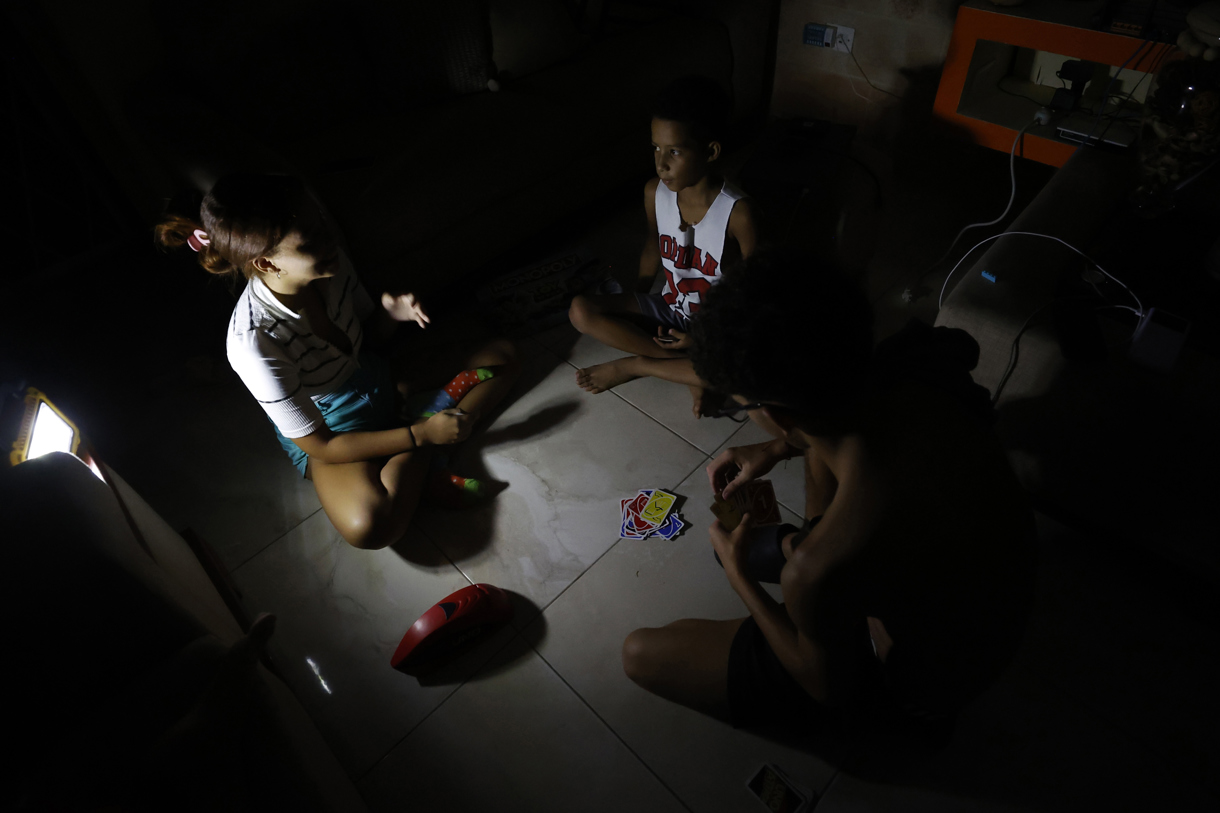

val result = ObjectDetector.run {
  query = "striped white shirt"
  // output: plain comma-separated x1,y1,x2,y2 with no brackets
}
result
227,250,375,438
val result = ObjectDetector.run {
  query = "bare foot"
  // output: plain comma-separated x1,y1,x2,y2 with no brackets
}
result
576,358,640,393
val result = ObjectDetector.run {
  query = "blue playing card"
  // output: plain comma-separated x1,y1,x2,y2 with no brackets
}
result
656,513,684,540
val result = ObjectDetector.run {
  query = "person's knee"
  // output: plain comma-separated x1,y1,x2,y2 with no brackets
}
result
622,628,659,688
335,503,403,551
569,294,594,333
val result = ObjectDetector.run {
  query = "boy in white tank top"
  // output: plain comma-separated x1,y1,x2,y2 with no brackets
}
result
568,76,758,416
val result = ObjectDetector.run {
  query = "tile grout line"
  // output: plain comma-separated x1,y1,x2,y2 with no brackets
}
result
350,629,527,788
350,339,739,794
228,506,326,576
415,523,478,589
527,643,697,813
543,343,730,458
522,449,713,623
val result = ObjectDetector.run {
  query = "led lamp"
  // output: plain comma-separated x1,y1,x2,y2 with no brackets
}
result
8,387,81,467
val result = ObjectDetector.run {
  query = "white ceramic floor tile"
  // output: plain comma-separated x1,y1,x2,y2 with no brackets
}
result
542,329,744,454
115,368,322,571
414,350,709,620
358,636,688,813
710,419,810,519
525,466,828,813
230,509,516,778
612,375,745,455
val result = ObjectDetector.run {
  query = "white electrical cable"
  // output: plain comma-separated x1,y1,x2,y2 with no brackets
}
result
936,230,1146,316
920,120,1037,277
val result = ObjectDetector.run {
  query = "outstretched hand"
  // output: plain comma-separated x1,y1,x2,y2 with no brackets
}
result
653,326,692,350
382,292,431,328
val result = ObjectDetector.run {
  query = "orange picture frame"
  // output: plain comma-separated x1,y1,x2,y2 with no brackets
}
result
933,3,1175,167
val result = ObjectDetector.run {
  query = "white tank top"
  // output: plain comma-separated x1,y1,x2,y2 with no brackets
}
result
655,179,745,321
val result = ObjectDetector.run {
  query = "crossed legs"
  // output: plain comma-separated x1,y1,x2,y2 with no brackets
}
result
568,294,711,414
310,338,521,550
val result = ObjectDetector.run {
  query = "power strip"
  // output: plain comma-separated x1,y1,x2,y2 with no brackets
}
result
802,23,855,53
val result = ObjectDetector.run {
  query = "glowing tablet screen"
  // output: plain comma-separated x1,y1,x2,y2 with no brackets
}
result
27,401,76,460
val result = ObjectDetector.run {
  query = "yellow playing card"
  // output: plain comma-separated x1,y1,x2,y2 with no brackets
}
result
640,490,677,525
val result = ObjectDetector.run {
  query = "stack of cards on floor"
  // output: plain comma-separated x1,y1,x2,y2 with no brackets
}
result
711,479,782,531
619,489,684,540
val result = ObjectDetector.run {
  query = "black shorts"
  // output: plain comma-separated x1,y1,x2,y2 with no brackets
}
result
727,615,960,745
634,292,691,332
726,612,882,732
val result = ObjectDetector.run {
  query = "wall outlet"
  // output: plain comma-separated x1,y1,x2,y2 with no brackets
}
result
833,26,855,53
803,23,837,48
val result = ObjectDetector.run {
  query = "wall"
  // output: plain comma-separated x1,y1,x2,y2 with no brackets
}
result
770,0,962,147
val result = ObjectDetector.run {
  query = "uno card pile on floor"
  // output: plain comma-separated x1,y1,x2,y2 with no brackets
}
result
619,489,684,540
711,479,782,531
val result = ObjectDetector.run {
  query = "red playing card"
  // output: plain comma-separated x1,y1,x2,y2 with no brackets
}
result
735,480,781,526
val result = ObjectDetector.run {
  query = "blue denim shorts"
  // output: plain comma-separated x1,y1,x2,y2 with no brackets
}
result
273,353,399,477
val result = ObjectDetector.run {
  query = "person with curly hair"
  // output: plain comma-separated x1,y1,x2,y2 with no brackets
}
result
622,249,1037,742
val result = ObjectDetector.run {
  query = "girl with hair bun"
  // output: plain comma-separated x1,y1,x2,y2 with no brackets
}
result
157,174,519,550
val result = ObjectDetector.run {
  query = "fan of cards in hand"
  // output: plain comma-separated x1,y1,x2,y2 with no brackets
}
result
619,489,685,540
710,479,782,531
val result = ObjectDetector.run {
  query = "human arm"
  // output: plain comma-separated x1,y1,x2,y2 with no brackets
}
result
638,178,662,293
712,514,860,706
727,197,759,260
291,410,471,464
706,437,801,500
229,328,465,465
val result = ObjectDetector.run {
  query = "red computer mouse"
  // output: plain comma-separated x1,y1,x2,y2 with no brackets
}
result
391,583,513,674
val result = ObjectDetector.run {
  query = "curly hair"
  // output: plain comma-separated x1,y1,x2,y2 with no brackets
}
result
652,75,731,146
688,249,874,413
154,174,304,280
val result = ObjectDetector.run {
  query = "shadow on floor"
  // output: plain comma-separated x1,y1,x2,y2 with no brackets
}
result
392,344,572,568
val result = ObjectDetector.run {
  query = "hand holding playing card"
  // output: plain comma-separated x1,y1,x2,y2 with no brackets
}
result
382,292,431,328
711,479,781,530
707,442,782,501
711,512,752,576
653,327,692,350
